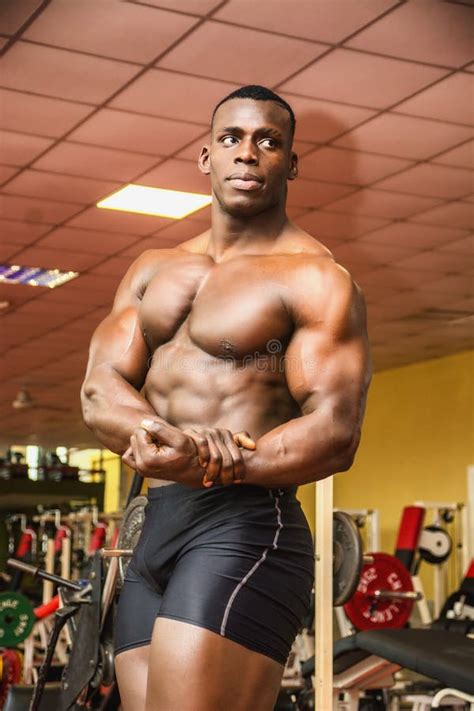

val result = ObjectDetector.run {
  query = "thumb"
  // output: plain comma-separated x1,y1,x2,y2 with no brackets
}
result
140,418,183,448
233,431,256,450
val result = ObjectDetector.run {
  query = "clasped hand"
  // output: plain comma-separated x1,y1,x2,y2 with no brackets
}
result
122,419,256,489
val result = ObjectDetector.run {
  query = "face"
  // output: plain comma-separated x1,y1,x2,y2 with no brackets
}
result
198,99,298,218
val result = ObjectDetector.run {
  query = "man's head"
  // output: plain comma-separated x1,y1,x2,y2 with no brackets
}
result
199,85,298,218
211,85,296,144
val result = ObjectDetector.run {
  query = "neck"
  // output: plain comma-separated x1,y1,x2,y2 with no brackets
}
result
206,199,289,261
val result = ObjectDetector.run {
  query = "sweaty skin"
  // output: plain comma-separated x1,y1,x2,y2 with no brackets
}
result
81,98,372,491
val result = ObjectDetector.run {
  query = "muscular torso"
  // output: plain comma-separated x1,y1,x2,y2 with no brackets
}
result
138,230,332,486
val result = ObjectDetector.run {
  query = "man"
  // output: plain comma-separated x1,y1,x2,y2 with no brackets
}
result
81,85,371,711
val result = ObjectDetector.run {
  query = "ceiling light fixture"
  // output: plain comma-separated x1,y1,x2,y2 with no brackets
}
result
0,264,78,288
97,184,212,219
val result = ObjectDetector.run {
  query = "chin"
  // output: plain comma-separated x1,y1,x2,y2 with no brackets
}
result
219,192,274,218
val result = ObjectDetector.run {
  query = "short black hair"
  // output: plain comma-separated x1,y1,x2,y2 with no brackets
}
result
211,85,296,140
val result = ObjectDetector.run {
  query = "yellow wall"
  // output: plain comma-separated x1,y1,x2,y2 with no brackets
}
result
297,349,474,594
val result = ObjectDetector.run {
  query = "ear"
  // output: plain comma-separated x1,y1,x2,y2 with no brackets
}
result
198,144,211,175
288,151,298,181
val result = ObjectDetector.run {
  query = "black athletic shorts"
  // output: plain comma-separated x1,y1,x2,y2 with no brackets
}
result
114,481,314,666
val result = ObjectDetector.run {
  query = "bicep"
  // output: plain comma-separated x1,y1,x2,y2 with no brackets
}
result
84,256,153,389
285,276,371,430
86,305,149,389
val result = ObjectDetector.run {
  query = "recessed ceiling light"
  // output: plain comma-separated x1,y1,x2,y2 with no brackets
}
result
0,264,78,288
97,184,212,219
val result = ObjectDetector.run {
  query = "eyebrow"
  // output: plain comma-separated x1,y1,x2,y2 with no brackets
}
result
218,126,284,139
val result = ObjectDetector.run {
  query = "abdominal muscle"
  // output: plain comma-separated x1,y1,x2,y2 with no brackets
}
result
143,357,299,489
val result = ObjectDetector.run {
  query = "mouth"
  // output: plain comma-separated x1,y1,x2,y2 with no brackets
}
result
227,172,263,192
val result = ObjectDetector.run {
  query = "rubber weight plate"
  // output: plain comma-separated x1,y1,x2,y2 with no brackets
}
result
344,552,414,630
333,511,363,607
0,592,35,647
117,495,147,585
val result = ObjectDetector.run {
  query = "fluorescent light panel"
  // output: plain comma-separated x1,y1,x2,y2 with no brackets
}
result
97,184,212,219
0,264,78,288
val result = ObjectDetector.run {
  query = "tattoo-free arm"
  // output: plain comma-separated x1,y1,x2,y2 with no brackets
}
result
241,261,372,488
81,251,166,454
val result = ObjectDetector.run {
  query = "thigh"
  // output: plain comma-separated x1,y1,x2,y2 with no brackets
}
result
115,644,150,711
145,617,284,711
114,567,164,711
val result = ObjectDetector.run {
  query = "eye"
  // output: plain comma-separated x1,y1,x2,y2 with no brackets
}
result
221,135,238,146
260,138,277,149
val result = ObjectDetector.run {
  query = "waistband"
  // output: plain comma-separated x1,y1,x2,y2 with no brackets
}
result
147,482,297,501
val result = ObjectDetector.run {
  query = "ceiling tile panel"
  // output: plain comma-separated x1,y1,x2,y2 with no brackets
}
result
0,0,44,35
0,42,140,103
38,227,140,255
215,0,397,43
67,206,172,235
438,234,474,254
433,140,473,169
122,221,206,257
23,1,198,64
298,146,412,184
325,188,442,219
111,69,237,124
287,179,355,208
13,246,103,272
295,210,387,240
279,49,447,108
394,72,474,125
130,0,222,13
68,109,206,156
334,113,473,159
411,201,474,230
3,170,121,205
0,88,94,138
158,21,326,85
0,218,52,246
358,265,445,289
392,250,469,273
332,241,417,268
33,142,160,182
416,273,473,296
346,0,474,68
155,218,207,243
359,221,470,249
375,164,473,200
0,194,81,224
0,165,20,184
0,242,22,262
137,158,211,193
0,129,54,165
90,256,135,277
266,93,377,143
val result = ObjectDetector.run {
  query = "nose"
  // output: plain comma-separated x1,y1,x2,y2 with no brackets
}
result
235,138,258,165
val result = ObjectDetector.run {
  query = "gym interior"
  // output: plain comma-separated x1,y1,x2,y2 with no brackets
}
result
0,2,473,710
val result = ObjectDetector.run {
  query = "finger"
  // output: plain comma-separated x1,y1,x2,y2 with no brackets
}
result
222,430,245,483
233,431,257,450
183,429,210,469
122,447,135,469
211,431,235,487
132,430,161,476
202,432,226,485
140,418,186,449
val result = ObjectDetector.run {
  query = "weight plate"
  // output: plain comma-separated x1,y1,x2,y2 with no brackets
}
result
117,495,147,585
333,511,363,607
0,592,35,647
344,552,414,630
418,525,452,565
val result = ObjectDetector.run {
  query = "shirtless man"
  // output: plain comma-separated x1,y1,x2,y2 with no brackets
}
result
81,85,371,711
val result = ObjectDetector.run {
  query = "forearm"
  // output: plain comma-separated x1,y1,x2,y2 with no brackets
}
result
241,412,357,489
81,368,162,454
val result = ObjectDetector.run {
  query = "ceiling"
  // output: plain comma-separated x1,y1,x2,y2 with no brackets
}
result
0,0,473,449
